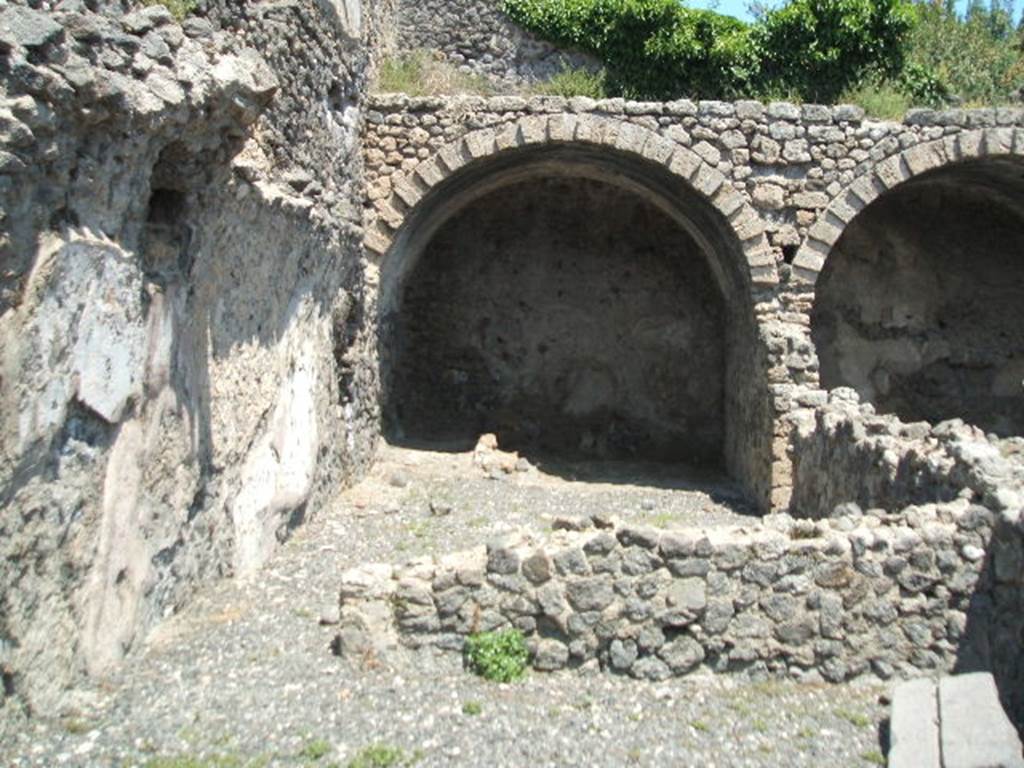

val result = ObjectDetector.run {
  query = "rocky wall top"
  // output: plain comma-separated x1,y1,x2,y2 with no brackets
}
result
362,94,1024,288
788,386,1024,522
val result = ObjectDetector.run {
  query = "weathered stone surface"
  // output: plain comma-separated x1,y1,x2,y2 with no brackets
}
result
534,639,570,671
658,636,705,673
0,6,63,49
7,0,1024,716
939,673,1024,768
566,577,615,612
0,0,377,712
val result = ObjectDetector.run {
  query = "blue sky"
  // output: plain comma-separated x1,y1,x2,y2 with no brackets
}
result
688,0,1006,22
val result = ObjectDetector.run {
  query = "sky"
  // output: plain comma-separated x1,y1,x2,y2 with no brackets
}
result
688,0,1006,22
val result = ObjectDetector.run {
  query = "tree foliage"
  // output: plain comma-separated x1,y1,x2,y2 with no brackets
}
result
503,0,758,98
902,0,1024,105
504,0,914,101
754,0,914,102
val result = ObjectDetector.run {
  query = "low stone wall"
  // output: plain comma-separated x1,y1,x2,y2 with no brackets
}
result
788,387,1024,520
335,503,1022,699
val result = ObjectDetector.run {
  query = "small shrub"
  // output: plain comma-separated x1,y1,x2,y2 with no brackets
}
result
503,0,757,99
461,700,483,716
532,65,608,98
374,51,494,96
464,629,529,682
141,0,197,22
839,79,911,120
860,749,886,765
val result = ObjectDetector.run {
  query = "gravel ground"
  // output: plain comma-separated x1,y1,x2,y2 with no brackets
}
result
0,446,891,768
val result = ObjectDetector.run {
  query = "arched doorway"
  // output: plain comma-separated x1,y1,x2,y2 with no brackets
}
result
377,143,771,507
813,157,1024,436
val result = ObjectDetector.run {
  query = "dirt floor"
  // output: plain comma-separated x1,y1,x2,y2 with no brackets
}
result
0,442,892,768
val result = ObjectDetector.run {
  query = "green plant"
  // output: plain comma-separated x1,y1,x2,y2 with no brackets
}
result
503,0,758,99
346,744,409,768
464,629,529,682
141,0,197,22
861,749,886,765
375,51,494,96
839,79,911,119
533,65,609,98
504,0,915,102
753,0,914,103
900,0,1024,106
300,739,332,761
898,60,949,106
691,718,710,732
461,700,483,716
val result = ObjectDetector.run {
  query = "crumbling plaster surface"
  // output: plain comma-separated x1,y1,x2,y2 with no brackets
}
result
0,0,384,712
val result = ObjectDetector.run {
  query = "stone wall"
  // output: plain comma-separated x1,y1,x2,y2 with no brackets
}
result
361,95,1024,509
788,387,1024,520
784,386,1024,716
387,0,597,87
0,0,378,711
812,158,1024,436
334,502,1024,719
362,94,1024,278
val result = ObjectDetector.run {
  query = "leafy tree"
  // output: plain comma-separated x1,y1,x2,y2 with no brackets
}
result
752,0,914,102
903,0,1024,105
504,0,915,101
503,0,758,98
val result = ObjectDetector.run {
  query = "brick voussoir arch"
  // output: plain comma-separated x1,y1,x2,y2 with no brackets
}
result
365,113,779,288
790,126,1024,285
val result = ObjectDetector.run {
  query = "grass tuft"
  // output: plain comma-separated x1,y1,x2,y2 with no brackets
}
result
531,65,608,98
347,744,417,768
839,80,911,121
375,51,494,96
299,738,332,761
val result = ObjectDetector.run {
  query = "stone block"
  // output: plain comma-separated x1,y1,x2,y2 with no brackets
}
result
939,673,1024,768
486,538,521,575
667,149,701,180
566,577,615,612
